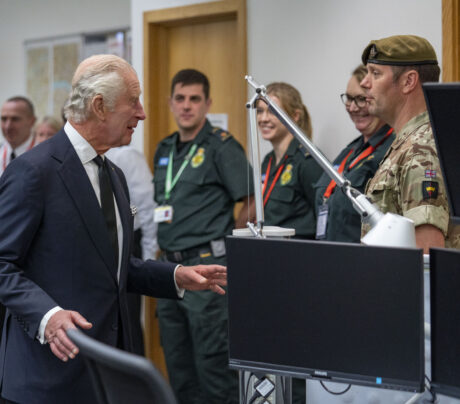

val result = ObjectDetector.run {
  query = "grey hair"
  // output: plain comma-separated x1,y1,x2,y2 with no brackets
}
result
64,55,134,123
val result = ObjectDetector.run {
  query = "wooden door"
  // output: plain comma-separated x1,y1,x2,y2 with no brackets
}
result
142,0,247,377
443,0,460,81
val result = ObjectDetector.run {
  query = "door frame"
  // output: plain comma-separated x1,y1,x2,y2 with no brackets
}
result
443,0,460,81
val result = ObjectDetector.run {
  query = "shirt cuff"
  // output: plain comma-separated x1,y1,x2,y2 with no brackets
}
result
173,265,185,298
37,306,63,344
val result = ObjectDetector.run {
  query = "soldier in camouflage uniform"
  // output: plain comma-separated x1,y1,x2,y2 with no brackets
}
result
153,69,253,404
360,35,459,251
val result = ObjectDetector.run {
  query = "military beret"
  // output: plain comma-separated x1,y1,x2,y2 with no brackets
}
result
362,35,438,66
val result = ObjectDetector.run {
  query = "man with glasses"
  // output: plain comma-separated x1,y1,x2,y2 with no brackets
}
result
314,64,394,242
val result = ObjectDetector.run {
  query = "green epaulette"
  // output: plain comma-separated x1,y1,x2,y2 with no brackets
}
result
298,143,311,157
211,127,232,142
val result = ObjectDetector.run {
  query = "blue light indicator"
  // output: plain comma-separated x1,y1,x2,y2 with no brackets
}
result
376,377,382,384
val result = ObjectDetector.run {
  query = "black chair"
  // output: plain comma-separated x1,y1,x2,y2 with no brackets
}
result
67,329,177,404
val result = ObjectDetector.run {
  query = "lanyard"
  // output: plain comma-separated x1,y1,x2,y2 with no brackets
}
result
164,143,197,201
323,149,353,199
2,137,36,171
262,155,287,207
323,127,394,200
348,127,394,170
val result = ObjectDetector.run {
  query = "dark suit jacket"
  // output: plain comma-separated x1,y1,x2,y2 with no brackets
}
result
0,129,177,404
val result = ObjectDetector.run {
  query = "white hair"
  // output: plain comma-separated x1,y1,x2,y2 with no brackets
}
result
64,55,135,123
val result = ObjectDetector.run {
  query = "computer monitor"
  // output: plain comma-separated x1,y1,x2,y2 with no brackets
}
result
226,237,424,392
430,247,460,399
423,83,460,224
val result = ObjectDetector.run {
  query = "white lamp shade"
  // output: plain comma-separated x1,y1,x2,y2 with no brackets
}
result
361,213,416,248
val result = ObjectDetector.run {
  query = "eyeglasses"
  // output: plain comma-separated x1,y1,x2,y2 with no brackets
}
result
340,93,368,108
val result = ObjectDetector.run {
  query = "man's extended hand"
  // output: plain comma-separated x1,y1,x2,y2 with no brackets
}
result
175,264,227,295
45,310,92,362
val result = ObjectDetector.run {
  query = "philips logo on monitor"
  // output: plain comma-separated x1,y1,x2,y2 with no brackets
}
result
314,370,328,377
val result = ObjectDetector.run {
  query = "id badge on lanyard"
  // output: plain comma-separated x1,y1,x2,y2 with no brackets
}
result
315,203,329,240
154,205,173,223
154,143,197,223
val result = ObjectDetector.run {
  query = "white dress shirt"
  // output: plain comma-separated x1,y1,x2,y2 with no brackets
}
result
38,123,182,343
0,134,35,176
106,146,158,260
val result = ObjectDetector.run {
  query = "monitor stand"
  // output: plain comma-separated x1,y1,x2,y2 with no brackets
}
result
239,372,293,404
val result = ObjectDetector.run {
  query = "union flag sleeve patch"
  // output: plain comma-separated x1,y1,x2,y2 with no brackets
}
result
422,181,439,200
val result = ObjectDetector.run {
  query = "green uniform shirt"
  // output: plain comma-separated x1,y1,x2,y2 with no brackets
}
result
314,124,394,242
261,138,322,238
363,112,459,248
154,120,253,251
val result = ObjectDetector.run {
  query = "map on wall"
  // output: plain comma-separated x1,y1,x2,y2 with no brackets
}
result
26,47,50,119
26,37,81,122
25,30,130,122
53,43,79,118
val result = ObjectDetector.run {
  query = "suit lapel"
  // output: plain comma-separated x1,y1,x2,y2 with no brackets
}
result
51,131,118,281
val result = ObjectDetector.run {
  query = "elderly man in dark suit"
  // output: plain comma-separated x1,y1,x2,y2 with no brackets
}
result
0,54,227,404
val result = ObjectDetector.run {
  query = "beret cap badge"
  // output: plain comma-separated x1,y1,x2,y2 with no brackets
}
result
361,35,438,66
369,45,378,59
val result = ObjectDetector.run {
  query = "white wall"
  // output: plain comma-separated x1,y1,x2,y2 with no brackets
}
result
130,0,216,152
0,0,442,159
0,0,130,143
131,0,442,159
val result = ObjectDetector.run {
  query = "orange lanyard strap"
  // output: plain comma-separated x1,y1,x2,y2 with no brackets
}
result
2,137,36,171
348,127,394,170
2,146,6,171
323,127,394,200
323,149,353,199
262,155,287,207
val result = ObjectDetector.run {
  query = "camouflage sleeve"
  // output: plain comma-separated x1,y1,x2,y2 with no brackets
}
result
399,151,449,236
446,223,460,249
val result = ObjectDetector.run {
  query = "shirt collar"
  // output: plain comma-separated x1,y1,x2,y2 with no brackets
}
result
391,111,429,151
171,119,212,157
64,121,98,164
366,124,393,147
191,119,213,146
9,134,34,156
285,137,300,157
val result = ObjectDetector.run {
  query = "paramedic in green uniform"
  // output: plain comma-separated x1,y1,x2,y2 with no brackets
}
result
258,82,322,403
314,65,394,242
258,82,322,240
153,69,253,404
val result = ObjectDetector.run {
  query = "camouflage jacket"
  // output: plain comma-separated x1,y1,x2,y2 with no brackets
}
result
363,111,459,248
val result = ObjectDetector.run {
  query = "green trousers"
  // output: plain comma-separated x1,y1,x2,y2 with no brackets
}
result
157,254,238,404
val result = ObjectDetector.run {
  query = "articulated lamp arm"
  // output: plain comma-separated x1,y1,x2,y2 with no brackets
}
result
245,75,415,247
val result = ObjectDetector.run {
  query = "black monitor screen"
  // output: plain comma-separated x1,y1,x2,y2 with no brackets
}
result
430,247,460,399
226,237,424,392
423,83,460,224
